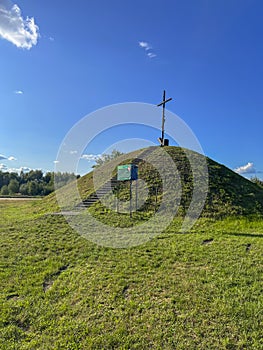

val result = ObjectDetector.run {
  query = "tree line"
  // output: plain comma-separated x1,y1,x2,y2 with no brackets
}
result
251,177,263,189
0,170,79,196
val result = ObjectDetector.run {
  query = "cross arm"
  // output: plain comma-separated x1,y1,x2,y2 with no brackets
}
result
157,97,172,107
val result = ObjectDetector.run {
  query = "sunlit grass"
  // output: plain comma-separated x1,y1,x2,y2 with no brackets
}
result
0,200,262,349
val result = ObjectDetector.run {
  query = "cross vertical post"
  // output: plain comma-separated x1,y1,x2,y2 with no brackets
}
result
157,90,172,146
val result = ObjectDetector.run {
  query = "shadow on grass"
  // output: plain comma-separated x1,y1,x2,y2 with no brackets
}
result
225,232,263,238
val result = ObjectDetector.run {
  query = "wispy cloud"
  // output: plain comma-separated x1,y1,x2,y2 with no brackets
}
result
53,160,59,164
14,90,23,94
70,150,78,155
0,163,7,170
19,166,31,172
139,41,151,50
147,52,156,58
80,154,101,162
7,166,31,173
138,40,157,58
234,162,256,175
0,164,31,173
0,1,40,49
0,154,17,161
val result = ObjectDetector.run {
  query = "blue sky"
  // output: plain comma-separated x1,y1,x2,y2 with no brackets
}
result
0,0,262,178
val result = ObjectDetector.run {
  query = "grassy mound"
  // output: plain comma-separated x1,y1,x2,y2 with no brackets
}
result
47,146,263,220
1,147,262,347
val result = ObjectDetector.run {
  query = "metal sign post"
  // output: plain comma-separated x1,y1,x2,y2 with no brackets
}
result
130,179,132,218
117,164,138,218
116,186,119,213
135,178,138,211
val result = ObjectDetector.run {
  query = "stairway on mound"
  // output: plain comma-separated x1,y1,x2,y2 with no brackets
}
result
76,147,168,209
76,176,118,209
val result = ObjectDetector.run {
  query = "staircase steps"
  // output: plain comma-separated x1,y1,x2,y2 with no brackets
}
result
76,147,169,209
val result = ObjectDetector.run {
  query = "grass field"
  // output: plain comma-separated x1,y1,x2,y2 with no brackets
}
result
0,199,262,349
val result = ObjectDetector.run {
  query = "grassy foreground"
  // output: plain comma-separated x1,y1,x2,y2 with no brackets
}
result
0,200,262,349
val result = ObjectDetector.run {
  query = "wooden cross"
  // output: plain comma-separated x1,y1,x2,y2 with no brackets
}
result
157,90,172,146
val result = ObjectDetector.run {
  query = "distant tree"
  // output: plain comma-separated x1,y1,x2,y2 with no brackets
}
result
251,177,263,189
0,170,77,196
19,183,29,195
8,179,19,194
44,172,53,184
27,170,43,182
19,171,27,184
42,183,54,195
54,172,76,189
0,185,9,195
92,149,124,168
9,172,19,182
0,172,9,187
28,181,39,196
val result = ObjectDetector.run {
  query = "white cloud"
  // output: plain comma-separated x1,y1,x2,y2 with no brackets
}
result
19,166,31,172
14,90,23,94
138,40,157,58
49,36,54,42
81,154,101,161
147,52,156,58
0,1,40,49
0,164,31,173
6,167,18,173
0,163,7,170
7,166,31,173
70,150,78,155
234,162,256,175
139,41,151,50
0,154,17,161
53,160,59,164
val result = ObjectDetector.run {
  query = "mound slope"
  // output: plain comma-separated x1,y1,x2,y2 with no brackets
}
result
47,146,263,218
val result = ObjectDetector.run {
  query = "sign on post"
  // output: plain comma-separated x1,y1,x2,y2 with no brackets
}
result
117,164,138,181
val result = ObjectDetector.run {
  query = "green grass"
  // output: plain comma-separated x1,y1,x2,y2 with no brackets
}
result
75,146,263,218
0,199,263,349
